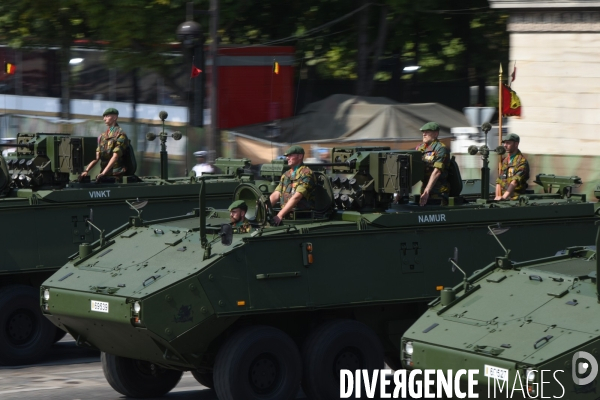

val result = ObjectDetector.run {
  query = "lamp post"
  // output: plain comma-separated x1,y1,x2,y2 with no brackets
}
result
176,17,203,127
402,61,420,103
176,1,219,162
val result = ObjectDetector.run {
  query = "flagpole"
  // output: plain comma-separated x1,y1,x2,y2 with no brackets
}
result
496,63,503,198
498,63,502,148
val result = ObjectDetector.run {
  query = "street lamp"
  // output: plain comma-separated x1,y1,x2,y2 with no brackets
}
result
176,19,204,129
176,1,219,162
176,20,202,49
402,61,421,102
402,65,420,72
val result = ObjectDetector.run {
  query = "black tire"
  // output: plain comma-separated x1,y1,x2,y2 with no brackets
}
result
301,319,384,400
101,352,183,398
0,285,56,365
53,328,67,344
191,369,214,389
214,325,302,400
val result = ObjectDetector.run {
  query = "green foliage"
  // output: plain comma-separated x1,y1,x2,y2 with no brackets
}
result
0,0,509,96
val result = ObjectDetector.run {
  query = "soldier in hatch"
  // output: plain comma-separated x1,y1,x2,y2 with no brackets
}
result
229,200,252,233
80,108,129,182
192,150,215,177
416,122,451,206
495,133,529,200
269,145,315,225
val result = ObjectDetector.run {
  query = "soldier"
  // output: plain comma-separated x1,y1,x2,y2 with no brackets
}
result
192,150,215,176
495,133,529,200
416,122,451,206
80,108,129,181
269,145,315,225
229,200,251,233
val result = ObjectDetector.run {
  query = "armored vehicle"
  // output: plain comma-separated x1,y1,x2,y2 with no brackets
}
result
41,146,599,400
0,127,262,366
400,227,600,398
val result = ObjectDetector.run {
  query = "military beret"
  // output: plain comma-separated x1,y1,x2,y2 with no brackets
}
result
193,150,208,157
228,200,248,212
420,122,440,131
284,145,305,156
103,108,119,116
502,133,520,143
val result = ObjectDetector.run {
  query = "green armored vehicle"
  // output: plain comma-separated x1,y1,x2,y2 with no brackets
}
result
41,146,598,400
400,226,600,398
0,123,262,366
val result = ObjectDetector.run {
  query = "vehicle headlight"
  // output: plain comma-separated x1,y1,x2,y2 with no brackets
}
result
43,289,50,301
404,341,414,356
133,301,141,313
526,368,536,382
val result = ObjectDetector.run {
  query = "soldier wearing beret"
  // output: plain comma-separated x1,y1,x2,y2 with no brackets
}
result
416,122,451,206
495,133,529,200
269,145,315,225
80,108,130,181
229,200,251,233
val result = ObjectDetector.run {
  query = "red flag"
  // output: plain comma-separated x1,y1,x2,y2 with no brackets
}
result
191,65,202,78
4,62,16,75
501,83,522,117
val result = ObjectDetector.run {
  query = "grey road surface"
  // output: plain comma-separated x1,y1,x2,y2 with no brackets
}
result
0,335,402,399
0,335,217,400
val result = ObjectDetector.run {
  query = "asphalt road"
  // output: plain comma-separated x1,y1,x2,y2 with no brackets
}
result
0,335,218,400
0,336,404,400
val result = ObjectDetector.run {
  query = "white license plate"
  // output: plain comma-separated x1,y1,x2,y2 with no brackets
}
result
91,300,109,313
484,364,509,381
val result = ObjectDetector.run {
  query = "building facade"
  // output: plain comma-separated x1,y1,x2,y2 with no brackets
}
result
489,0,600,155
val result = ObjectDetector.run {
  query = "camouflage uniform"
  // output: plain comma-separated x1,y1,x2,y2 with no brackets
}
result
416,139,450,202
496,150,529,200
97,125,129,176
232,218,252,234
274,164,315,210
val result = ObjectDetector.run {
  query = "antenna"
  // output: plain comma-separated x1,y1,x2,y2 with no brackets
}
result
86,218,106,247
448,247,469,293
126,198,148,218
487,223,510,257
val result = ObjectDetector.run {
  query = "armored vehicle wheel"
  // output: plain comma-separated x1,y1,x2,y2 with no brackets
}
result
53,328,67,344
214,325,302,400
0,285,55,365
101,352,183,398
301,319,384,400
191,369,214,388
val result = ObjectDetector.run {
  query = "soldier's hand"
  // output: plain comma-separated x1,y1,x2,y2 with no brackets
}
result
272,215,282,226
79,171,88,181
419,190,430,206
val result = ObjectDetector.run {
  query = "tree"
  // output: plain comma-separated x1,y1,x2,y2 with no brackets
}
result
0,0,509,109
0,0,91,118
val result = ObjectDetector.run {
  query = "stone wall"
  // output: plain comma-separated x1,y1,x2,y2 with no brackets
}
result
507,12,600,155
488,2,600,156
